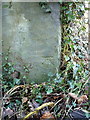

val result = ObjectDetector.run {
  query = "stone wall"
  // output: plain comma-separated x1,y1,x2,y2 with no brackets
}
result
2,2,61,83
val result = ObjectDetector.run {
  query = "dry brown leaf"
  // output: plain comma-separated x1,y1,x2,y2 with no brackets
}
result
53,96,60,99
68,93,78,100
68,93,88,104
78,95,88,104
40,111,55,120
22,97,28,104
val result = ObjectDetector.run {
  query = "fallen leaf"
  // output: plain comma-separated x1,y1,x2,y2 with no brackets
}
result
53,96,60,99
68,93,78,100
40,111,55,120
68,93,88,104
22,97,28,104
78,95,88,104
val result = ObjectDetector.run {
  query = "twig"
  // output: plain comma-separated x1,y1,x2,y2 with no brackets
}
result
4,85,25,97
50,98,63,111
23,102,54,120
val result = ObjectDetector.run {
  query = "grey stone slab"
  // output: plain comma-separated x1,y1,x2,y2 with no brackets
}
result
2,2,61,83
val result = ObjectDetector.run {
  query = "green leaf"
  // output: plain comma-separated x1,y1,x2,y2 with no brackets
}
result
68,81,75,89
13,78,20,85
85,113,90,118
36,94,42,99
46,87,53,94
36,99,43,104
2,5,9,8
75,82,82,88
73,66,78,77
5,56,8,60
64,55,70,61
45,8,51,13
3,85,8,89
68,15,75,21
66,10,72,15
16,100,21,105
61,6,68,10
72,102,76,107
23,75,26,79
7,62,12,66
66,104,71,108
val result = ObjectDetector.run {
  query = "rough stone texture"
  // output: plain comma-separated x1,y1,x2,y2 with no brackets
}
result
2,2,61,83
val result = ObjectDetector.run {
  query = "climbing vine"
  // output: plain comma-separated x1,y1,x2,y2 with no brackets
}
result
59,2,89,94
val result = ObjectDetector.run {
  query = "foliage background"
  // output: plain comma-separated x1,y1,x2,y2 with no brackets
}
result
1,2,90,119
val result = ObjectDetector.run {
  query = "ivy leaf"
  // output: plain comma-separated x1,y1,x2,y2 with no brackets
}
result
46,87,53,94
13,78,20,85
3,85,8,89
85,113,90,118
64,55,70,61
16,100,21,105
36,99,43,104
72,102,77,107
61,6,68,10
73,62,79,77
68,15,75,21
45,8,51,13
73,66,78,77
68,81,75,89
36,94,42,99
66,10,72,15
75,82,82,88
66,104,71,108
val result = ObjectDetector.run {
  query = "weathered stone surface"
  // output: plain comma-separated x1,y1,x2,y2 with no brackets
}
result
2,2,61,83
